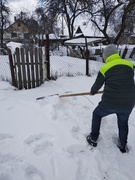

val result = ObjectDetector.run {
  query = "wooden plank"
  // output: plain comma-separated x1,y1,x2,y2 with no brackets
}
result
39,48,43,85
13,54,17,82
46,34,50,80
7,48,17,87
25,48,31,89
35,48,39,87
16,48,22,89
121,46,128,59
85,38,89,76
30,48,35,88
129,47,135,58
14,62,40,65
21,48,27,89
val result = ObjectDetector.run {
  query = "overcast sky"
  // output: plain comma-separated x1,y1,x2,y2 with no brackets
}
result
8,0,38,20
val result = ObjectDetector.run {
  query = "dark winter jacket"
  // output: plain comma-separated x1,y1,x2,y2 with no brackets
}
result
90,53,135,109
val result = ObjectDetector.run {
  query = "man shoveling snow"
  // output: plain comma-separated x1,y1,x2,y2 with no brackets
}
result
87,44,135,153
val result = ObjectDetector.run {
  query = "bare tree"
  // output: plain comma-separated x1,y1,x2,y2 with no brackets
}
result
35,7,56,35
15,11,39,43
114,0,135,44
0,0,10,47
38,0,95,38
38,0,135,43
90,0,135,44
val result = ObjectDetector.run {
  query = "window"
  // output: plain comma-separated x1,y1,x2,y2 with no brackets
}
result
24,33,30,39
11,33,17,38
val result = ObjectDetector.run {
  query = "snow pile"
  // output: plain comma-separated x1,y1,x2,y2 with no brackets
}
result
7,42,22,53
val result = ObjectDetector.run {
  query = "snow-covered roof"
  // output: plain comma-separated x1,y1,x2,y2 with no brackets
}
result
64,37,105,46
74,22,104,37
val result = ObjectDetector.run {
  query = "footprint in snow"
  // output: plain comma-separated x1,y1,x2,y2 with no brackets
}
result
0,154,23,178
25,165,45,180
66,144,87,155
0,153,23,166
0,174,12,180
24,133,54,156
0,134,14,141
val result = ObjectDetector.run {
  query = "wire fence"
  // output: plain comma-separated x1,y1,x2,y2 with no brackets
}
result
49,45,135,79
0,55,11,82
50,46,86,79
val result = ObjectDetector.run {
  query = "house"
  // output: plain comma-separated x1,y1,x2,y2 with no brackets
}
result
64,26,106,59
65,26,106,46
3,19,30,43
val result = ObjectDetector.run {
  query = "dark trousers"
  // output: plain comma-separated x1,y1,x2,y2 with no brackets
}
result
91,102,133,145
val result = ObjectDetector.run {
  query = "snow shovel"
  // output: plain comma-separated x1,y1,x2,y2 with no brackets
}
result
36,91,72,100
59,91,103,98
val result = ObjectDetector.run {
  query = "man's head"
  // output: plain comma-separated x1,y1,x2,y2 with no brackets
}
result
103,44,118,61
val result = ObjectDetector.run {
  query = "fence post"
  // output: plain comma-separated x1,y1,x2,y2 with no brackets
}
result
122,46,128,58
29,48,35,88
35,47,39,87
129,47,135,58
42,50,47,81
25,48,31,89
85,37,89,76
39,48,43,84
7,48,17,87
16,48,22,89
46,34,50,80
21,48,27,89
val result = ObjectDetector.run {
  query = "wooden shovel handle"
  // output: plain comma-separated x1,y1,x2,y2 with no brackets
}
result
59,91,103,98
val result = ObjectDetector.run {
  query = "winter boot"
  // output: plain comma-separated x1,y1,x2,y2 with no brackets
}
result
117,139,127,153
86,134,97,147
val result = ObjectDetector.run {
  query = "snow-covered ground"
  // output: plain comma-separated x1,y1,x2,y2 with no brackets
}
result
0,59,135,179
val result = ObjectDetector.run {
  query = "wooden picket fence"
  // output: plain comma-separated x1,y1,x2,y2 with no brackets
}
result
8,47,48,90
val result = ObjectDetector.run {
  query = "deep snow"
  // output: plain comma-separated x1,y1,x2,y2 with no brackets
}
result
0,73,135,180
